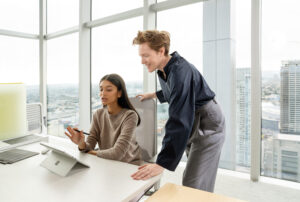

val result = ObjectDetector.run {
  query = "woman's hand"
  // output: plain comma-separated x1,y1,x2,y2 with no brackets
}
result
136,92,156,101
87,150,97,156
131,163,164,180
65,126,85,148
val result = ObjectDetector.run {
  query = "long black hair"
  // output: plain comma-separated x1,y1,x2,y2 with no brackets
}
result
100,74,141,126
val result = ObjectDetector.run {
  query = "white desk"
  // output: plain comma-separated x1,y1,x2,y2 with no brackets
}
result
0,136,161,202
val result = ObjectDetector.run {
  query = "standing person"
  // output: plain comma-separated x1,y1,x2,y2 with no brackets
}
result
131,30,225,192
65,74,143,166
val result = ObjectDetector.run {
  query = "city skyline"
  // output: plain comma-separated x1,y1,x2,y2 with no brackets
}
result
280,61,300,135
23,60,300,182
236,68,251,169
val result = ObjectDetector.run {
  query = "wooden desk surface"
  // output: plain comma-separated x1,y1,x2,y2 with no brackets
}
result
146,183,246,202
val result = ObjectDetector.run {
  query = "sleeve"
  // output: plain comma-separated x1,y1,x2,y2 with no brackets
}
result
78,112,100,153
96,112,138,160
156,67,195,171
156,90,167,103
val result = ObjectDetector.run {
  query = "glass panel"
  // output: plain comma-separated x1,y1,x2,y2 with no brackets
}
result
156,3,203,160
47,0,79,33
235,0,251,172
92,0,142,20
261,0,300,182
0,36,39,103
157,3,203,72
0,0,38,34
91,17,143,115
47,34,79,137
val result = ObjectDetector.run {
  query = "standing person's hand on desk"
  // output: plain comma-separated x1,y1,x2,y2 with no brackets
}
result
65,126,86,150
136,92,156,101
87,150,97,155
131,163,164,180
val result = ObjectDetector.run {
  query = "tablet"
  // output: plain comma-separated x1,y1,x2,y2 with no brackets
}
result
40,142,90,168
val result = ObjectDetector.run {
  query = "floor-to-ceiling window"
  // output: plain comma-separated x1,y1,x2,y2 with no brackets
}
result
0,0,38,33
47,0,79,33
91,17,143,115
156,2,203,161
261,0,300,182
235,0,251,173
0,0,39,103
92,0,142,20
47,34,79,137
46,0,79,137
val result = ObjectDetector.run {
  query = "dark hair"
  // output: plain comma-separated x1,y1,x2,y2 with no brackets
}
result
100,74,141,126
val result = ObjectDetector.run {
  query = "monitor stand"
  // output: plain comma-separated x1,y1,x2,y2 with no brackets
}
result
40,151,89,177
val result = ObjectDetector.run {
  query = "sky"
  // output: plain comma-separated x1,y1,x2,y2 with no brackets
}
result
0,0,300,84
235,0,300,70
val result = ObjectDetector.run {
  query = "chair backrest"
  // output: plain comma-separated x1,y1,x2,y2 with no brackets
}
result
129,97,157,162
26,103,43,134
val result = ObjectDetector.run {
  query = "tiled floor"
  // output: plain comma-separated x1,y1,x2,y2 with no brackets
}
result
141,163,300,202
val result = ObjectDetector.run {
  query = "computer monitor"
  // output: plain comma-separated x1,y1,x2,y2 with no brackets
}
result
0,83,27,141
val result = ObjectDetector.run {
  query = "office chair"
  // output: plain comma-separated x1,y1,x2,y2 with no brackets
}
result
26,103,43,134
129,97,160,193
129,97,157,162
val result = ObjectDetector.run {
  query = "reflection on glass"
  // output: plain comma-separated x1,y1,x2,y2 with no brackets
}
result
261,0,300,182
47,34,79,137
156,3,203,160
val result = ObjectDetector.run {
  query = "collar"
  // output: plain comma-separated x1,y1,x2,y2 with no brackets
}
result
157,51,180,81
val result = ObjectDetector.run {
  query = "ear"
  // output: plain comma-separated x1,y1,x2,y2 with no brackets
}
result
158,47,165,56
118,90,122,98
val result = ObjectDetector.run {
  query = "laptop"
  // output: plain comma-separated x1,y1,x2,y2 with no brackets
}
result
0,148,39,164
40,142,90,177
0,134,48,152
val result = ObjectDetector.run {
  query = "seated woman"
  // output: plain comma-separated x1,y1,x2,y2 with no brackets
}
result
65,74,143,165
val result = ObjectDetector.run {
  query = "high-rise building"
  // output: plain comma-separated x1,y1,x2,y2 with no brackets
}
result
236,68,251,168
272,134,300,182
280,61,300,135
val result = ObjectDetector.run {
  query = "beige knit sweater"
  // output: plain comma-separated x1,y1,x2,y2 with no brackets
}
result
80,107,143,166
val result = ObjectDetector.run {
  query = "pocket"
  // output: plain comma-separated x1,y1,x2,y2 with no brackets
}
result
206,103,225,130
207,103,222,123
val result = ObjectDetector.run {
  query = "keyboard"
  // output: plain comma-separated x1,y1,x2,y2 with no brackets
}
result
0,148,39,164
3,134,43,145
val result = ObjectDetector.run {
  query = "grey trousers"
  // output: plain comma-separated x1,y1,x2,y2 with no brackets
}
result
182,99,225,192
